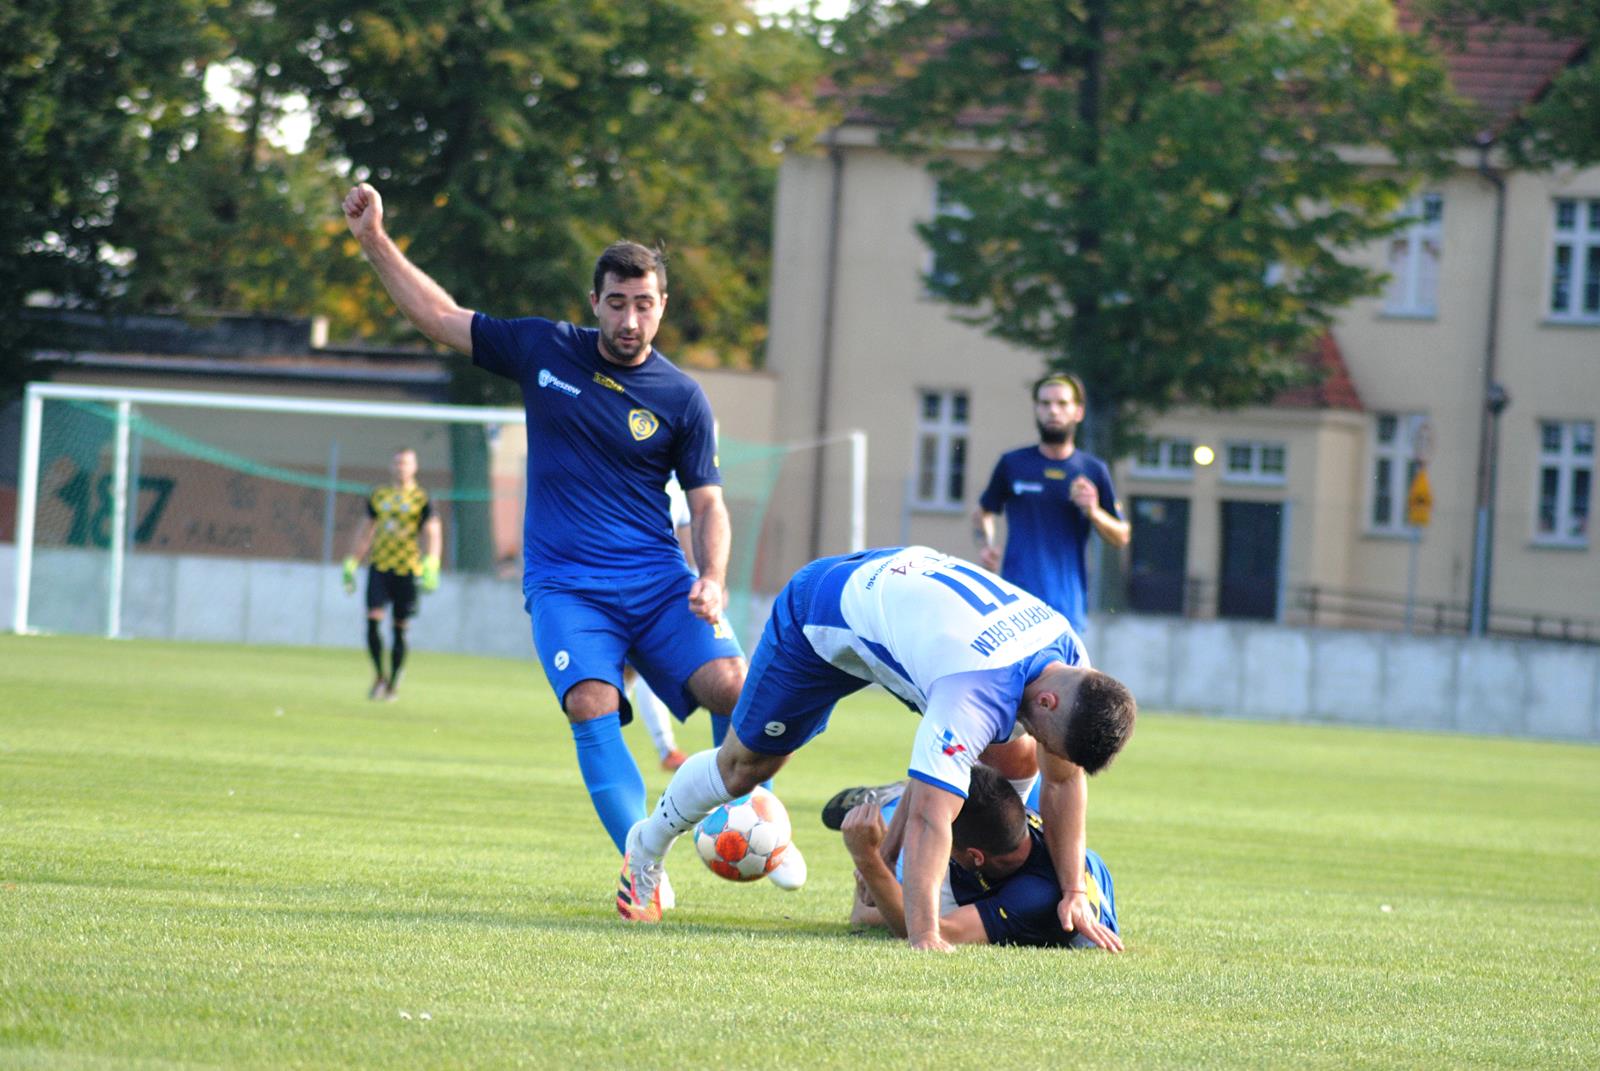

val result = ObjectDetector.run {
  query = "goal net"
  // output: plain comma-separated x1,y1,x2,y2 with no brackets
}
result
9,383,862,655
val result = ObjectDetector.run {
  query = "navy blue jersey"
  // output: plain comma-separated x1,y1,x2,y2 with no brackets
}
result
471,314,721,577
948,821,1118,948
977,447,1120,631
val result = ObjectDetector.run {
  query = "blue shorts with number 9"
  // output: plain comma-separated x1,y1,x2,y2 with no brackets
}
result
731,552,882,755
525,565,744,724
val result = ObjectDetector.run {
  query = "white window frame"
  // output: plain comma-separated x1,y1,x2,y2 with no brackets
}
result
1534,419,1593,547
912,388,969,511
1367,412,1427,535
1130,437,1195,480
1220,440,1287,486
1548,198,1600,324
1383,192,1443,317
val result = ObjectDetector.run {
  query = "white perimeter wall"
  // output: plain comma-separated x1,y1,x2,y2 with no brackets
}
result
5,544,1598,743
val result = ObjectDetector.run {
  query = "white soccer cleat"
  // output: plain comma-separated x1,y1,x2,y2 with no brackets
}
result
657,869,676,912
767,840,807,891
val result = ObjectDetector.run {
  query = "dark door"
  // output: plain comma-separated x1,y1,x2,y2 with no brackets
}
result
1219,500,1282,620
1128,496,1189,614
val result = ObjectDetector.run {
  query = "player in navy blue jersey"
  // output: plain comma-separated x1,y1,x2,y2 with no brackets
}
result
342,184,759,887
837,766,1118,949
973,374,1131,634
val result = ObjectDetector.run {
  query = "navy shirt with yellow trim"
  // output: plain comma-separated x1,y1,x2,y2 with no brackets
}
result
366,484,432,576
977,446,1120,631
470,315,720,578
947,818,1118,948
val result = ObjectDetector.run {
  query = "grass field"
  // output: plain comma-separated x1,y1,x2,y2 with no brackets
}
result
2,634,1598,1069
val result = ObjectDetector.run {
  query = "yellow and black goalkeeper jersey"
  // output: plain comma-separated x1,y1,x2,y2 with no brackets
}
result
366,484,432,576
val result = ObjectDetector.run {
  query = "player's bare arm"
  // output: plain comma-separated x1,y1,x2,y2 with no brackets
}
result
422,515,443,561
685,484,732,623
841,800,990,946
970,507,1001,572
899,780,964,952
1038,748,1123,952
342,183,476,355
1069,476,1132,548
346,517,377,564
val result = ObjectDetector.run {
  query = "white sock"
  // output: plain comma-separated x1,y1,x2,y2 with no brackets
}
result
1009,773,1039,803
631,676,678,759
638,749,730,858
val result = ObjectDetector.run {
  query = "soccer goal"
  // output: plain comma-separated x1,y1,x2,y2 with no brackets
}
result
9,381,865,653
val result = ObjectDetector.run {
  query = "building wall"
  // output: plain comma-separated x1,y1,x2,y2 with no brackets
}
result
764,132,1599,631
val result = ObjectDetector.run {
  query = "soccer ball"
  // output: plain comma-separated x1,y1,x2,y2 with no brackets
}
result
694,786,792,882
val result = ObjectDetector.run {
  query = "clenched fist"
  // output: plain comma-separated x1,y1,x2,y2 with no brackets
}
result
342,183,384,242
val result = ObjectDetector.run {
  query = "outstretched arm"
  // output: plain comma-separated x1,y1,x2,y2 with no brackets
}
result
342,183,475,355
1038,747,1122,951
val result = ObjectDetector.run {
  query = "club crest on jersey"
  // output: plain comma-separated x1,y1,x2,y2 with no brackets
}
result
711,619,732,640
939,728,967,757
628,408,660,441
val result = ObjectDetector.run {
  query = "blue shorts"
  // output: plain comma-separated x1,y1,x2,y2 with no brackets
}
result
525,566,744,723
730,552,878,755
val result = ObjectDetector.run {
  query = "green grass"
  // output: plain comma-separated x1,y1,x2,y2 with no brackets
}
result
2,634,1597,1069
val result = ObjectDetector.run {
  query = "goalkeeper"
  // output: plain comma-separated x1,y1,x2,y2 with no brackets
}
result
343,447,443,701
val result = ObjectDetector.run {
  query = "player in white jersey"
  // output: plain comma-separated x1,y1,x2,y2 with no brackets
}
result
619,546,1135,950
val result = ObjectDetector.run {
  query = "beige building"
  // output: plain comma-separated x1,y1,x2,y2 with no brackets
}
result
761,28,1598,642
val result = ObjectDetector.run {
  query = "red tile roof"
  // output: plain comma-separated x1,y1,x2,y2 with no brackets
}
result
1395,1,1585,134
1274,331,1363,411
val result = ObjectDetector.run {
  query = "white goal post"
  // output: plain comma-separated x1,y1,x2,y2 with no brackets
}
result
11,381,866,641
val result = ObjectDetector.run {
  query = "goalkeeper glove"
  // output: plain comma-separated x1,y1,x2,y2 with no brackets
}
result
420,554,441,593
342,556,359,595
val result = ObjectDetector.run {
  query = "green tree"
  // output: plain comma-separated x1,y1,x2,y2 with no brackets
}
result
287,0,828,391
0,0,222,400
1418,0,1600,167
834,0,1468,451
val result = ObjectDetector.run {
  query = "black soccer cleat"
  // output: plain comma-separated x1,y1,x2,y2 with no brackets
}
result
821,781,907,831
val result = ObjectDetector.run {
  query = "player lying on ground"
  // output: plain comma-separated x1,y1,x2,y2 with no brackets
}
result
621,545,1135,951
832,766,1118,948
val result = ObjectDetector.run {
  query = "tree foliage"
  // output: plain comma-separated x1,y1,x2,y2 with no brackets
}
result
3,1,830,403
833,0,1468,450
0,0,221,399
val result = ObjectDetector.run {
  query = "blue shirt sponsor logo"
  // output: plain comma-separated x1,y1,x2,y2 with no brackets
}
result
537,368,582,397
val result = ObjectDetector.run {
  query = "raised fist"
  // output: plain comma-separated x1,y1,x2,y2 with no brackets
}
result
342,183,384,241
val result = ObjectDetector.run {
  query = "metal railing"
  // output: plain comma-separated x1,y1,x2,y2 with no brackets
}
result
1123,574,1600,646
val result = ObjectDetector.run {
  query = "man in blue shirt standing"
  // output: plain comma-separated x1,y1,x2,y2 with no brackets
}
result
973,374,1131,634
341,183,763,893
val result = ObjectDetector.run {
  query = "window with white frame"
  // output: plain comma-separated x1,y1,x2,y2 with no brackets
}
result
1368,412,1427,532
1222,440,1287,484
913,389,969,509
1549,198,1600,322
1131,437,1195,479
1535,419,1592,545
1384,193,1443,316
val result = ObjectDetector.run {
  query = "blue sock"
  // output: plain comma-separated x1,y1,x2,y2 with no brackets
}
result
1025,776,1042,813
570,713,646,854
709,713,731,747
